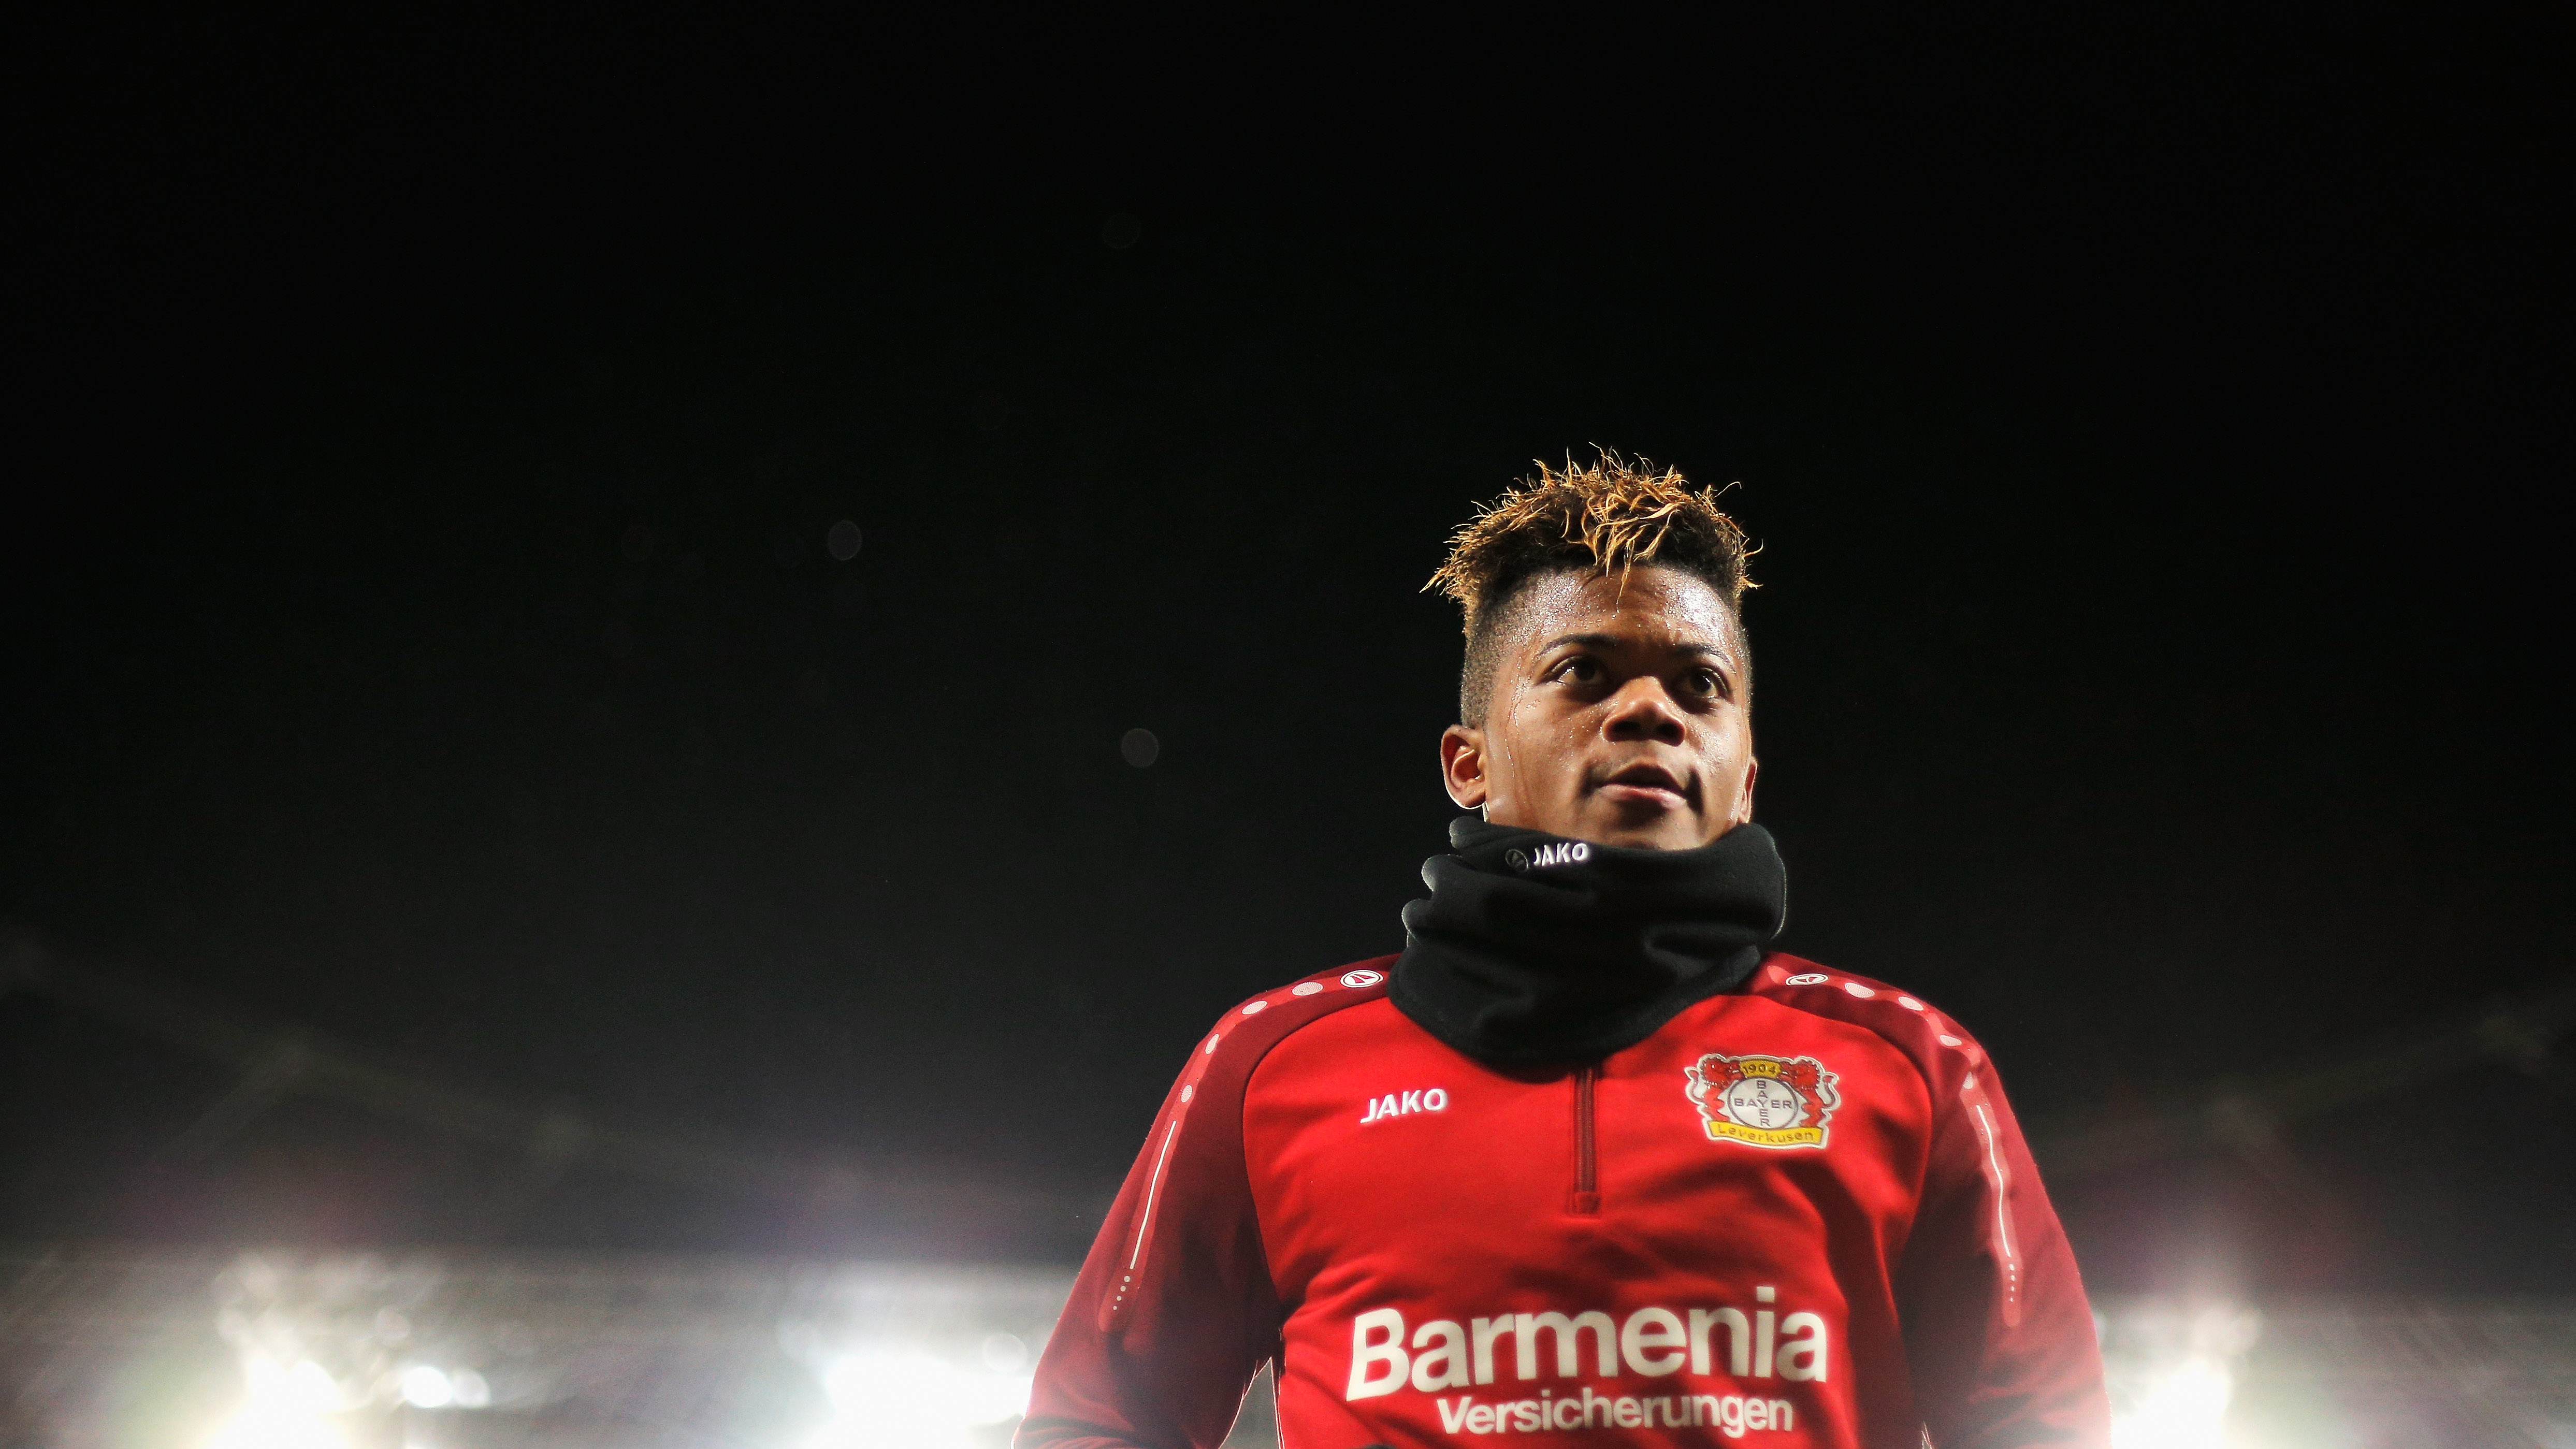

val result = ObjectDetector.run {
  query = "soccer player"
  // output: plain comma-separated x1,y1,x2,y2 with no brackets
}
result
1020,456,2109,1448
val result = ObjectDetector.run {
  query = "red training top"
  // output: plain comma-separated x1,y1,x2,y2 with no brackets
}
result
1019,951,2108,1449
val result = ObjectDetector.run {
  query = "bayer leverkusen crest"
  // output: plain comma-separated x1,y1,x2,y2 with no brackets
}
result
1685,1052,1841,1150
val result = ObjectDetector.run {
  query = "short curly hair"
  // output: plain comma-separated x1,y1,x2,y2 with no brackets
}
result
1427,450,1756,724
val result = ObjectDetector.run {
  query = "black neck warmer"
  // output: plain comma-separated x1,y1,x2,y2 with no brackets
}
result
1390,816,1788,1066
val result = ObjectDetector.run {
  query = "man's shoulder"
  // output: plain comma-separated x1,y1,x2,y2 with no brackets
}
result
1734,951,1993,1088
1186,954,1401,1073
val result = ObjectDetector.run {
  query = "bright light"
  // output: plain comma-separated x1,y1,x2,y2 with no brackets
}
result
2112,1357,2235,1449
401,1365,454,1408
804,1350,1034,1449
452,1368,491,1408
201,1355,351,1449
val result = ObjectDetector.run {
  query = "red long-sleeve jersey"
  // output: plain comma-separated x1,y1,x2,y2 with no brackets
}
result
1020,952,2108,1449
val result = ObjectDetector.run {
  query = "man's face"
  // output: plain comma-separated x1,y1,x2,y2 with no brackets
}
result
1441,567,1756,851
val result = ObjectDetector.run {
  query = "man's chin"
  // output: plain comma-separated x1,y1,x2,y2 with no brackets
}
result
1564,809,1717,853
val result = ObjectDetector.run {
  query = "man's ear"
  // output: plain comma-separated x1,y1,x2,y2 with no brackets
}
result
1729,754,1759,827
1440,724,1489,809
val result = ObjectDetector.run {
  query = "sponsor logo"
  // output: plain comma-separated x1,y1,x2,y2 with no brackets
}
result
1341,969,1386,988
1360,1088,1449,1124
1344,1297,1827,1421
1685,1053,1840,1150
1432,1387,1795,1439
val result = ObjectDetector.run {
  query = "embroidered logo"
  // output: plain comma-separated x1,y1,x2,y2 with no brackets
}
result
1685,1052,1841,1150
1359,1088,1448,1124
1506,842,1590,873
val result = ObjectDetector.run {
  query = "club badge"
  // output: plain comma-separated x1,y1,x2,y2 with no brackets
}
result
1685,1052,1840,1150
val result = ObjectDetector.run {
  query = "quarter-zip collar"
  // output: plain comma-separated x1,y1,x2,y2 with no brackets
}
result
1390,815,1787,1067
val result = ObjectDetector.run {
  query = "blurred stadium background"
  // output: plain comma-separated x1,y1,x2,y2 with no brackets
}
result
7,1247,2572,1449
6,938,2573,1448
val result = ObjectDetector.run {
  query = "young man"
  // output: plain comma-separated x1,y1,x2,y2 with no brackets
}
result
1020,457,2109,1449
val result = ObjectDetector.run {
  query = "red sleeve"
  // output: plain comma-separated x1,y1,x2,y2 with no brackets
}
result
1895,1053,2110,1449
1019,964,1393,1449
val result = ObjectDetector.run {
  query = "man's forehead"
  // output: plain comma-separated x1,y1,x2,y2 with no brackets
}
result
1504,569,1743,655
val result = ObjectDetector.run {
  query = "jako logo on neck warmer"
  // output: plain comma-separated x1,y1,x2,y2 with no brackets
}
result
1504,842,1590,873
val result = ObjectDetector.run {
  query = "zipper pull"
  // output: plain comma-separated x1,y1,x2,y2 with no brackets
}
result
1569,1064,1601,1216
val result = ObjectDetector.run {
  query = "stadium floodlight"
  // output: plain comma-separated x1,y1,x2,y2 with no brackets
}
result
400,1365,454,1408
2110,1357,2235,1449
200,1354,352,1449
399,1363,495,1411
803,1350,1035,1449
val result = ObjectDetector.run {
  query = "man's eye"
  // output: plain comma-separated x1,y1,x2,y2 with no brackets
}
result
1683,669,1721,697
1558,657,1601,683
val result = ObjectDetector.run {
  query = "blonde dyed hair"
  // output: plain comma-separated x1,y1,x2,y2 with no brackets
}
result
1429,450,1755,723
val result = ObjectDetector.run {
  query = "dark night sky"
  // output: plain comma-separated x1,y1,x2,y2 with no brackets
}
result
5,13,2570,1291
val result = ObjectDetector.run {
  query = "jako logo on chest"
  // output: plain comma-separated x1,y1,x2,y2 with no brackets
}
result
1360,1088,1450,1124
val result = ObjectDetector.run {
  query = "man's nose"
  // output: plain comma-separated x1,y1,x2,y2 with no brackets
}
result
1602,680,1686,745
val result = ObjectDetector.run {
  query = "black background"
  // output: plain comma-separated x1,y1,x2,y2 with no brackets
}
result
5,11,2569,1293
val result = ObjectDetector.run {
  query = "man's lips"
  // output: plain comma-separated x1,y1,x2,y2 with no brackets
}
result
1595,763,1696,808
